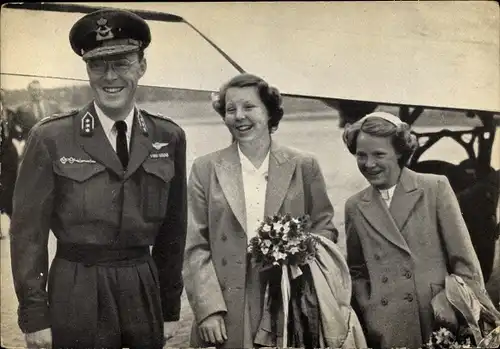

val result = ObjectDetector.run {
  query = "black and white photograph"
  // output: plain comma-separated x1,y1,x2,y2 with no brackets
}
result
1,1,499,348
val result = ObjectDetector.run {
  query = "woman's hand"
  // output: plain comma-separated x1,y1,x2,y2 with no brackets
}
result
198,312,227,344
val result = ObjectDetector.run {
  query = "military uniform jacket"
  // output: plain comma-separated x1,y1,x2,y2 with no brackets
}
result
10,102,187,333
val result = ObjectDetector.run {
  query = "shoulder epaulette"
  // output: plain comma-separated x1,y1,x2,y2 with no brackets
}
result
140,109,179,126
39,109,79,125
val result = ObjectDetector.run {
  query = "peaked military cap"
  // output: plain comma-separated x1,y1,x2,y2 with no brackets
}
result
69,8,151,61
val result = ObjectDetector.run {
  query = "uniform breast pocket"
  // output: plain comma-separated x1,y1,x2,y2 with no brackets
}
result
53,162,108,221
141,160,175,221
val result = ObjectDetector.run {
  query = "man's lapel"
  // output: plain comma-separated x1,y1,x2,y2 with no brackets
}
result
75,102,123,177
214,143,247,237
264,142,296,217
124,109,153,180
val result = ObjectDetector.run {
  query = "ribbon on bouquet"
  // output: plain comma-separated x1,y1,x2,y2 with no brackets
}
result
281,264,303,348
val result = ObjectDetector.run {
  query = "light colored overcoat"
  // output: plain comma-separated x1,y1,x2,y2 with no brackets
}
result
183,141,338,348
346,167,494,349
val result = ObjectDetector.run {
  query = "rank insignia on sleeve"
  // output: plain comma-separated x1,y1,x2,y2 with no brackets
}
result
81,112,95,136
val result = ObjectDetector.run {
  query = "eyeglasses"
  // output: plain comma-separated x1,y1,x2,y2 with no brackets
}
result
87,59,138,75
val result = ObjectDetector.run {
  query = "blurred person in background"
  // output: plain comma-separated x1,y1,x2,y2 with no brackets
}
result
342,112,500,349
0,88,18,237
11,80,62,158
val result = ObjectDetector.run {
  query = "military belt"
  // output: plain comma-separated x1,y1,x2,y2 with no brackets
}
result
56,242,150,267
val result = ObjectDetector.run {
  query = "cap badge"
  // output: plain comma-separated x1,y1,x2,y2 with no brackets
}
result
96,17,114,41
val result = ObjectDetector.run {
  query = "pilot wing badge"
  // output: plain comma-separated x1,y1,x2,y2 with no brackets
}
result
152,142,169,150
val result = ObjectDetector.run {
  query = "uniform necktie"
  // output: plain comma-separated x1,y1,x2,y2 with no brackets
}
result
115,120,129,168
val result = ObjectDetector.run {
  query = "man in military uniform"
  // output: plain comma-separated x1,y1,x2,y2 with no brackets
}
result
10,8,187,349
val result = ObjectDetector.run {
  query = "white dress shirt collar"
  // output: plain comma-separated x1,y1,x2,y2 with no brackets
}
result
94,102,135,151
237,143,270,176
378,184,397,207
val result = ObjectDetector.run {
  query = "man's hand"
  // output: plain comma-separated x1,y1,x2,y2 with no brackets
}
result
198,313,227,345
163,321,179,342
25,328,52,349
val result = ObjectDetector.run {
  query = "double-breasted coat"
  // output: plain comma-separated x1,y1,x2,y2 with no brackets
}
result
183,141,339,348
346,167,494,349
10,102,187,347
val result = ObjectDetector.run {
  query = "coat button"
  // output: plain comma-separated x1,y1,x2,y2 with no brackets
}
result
221,234,227,241
381,297,388,306
222,258,227,266
404,271,412,279
404,293,414,302
382,276,388,283
374,254,381,261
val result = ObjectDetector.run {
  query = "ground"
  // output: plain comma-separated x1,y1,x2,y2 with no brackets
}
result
1,101,497,348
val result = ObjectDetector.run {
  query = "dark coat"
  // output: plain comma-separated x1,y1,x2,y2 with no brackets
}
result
0,107,18,216
10,102,187,334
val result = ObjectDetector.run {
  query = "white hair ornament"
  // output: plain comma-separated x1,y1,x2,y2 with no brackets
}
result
358,111,404,126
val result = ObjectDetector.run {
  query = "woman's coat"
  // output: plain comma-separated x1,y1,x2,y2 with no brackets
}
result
345,167,494,349
183,141,338,348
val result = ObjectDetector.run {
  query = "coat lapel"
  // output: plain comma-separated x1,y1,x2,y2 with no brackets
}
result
357,185,412,255
264,142,297,217
124,109,153,180
214,143,247,236
389,168,424,231
75,103,123,177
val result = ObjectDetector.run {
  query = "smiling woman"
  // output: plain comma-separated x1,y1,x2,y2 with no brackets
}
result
343,112,417,190
342,112,500,349
182,73,344,348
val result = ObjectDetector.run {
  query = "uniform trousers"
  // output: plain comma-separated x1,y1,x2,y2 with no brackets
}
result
48,243,164,349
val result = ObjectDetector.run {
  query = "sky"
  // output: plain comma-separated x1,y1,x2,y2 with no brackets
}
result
1,1,499,111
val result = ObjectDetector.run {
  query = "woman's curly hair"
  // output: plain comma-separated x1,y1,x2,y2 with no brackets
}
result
342,115,418,167
212,73,284,133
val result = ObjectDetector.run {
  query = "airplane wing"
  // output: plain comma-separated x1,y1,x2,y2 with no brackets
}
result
1,2,243,92
2,1,499,112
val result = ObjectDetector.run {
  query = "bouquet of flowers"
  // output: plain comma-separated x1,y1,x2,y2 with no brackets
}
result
424,318,500,348
423,327,473,349
248,214,321,348
248,213,320,270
